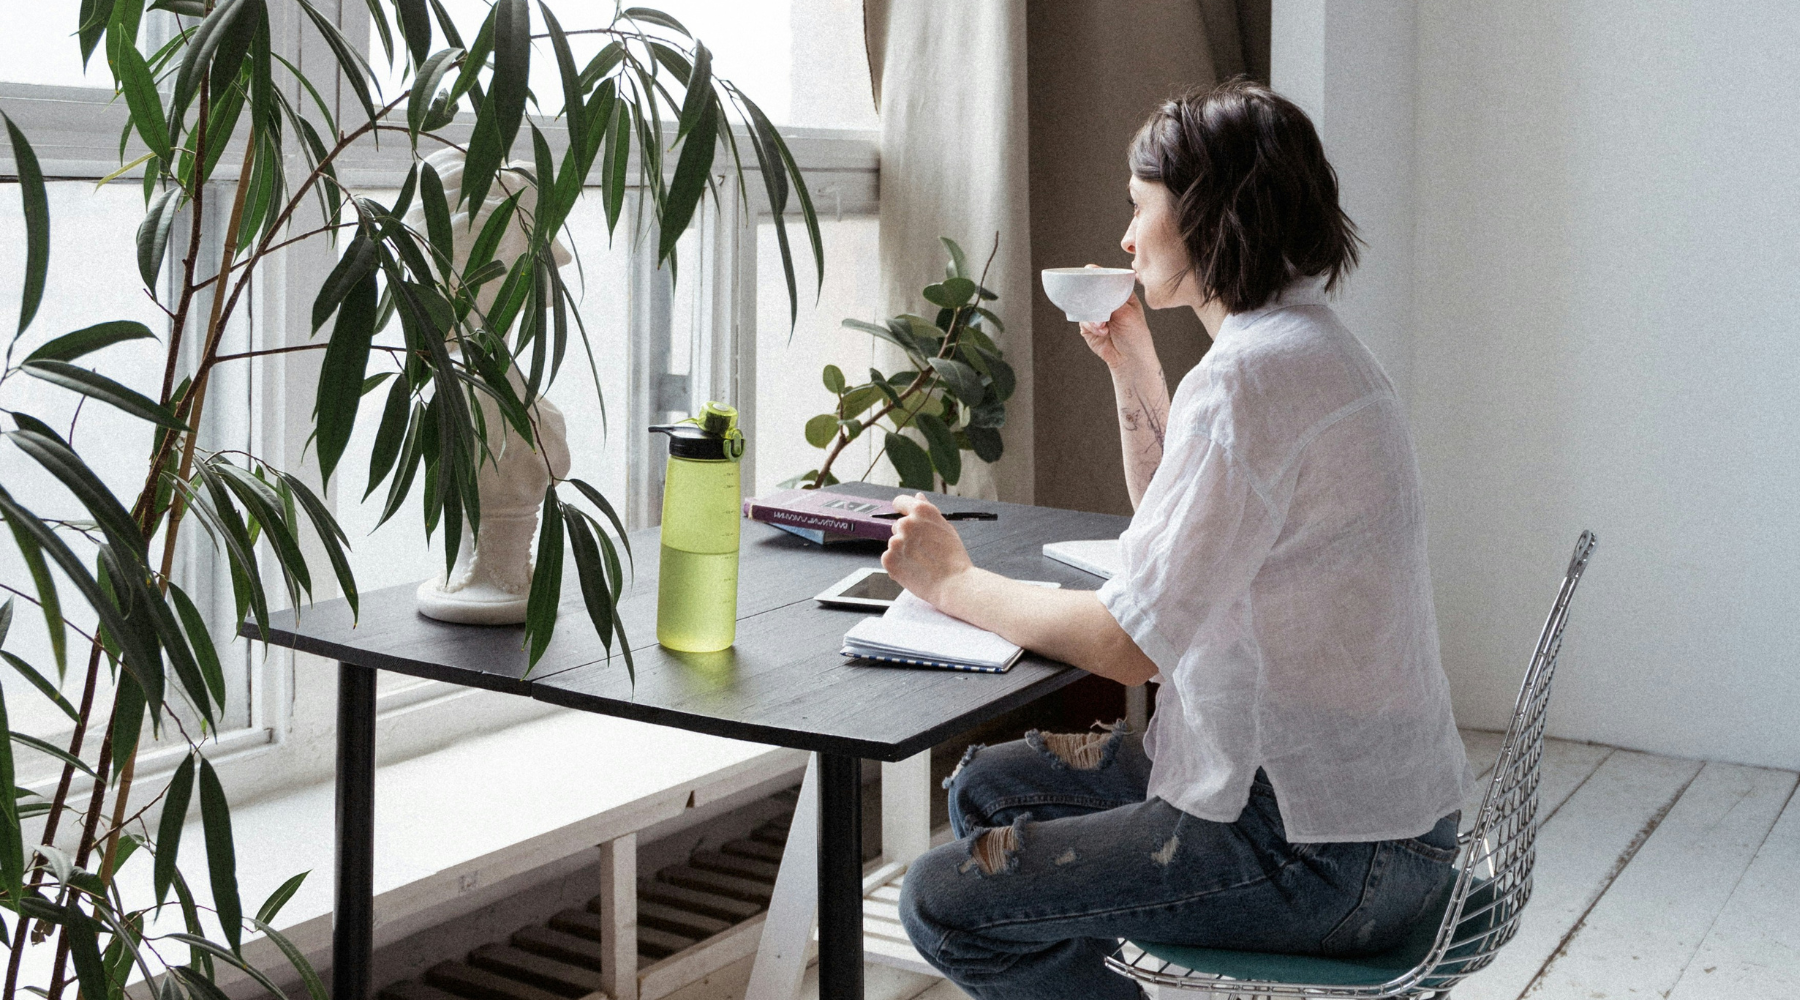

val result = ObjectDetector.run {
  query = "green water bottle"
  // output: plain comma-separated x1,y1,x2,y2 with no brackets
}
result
651,402,746,652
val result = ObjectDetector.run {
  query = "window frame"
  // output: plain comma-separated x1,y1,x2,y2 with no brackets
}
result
0,14,877,806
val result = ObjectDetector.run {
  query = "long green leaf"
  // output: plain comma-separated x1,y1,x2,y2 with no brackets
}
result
213,461,311,604
419,162,454,280
448,5,495,107
659,87,717,263
561,506,612,648
247,916,326,1000
19,361,187,431
197,758,242,952
406,47,459,143
105,658,149,769
187,467,269,637
293,0,377,125
676,43,711,141
25,320,156,365
165,934,288,1000
0,652,76,724
396,0,431,67
254,871,308,926
462,0,528,217
312,231,377,333
623,6,690,36
13,733,95,779
364,374,411,501
770,106,831,300
313,271,379,485
376,402,425,527
80,0,119,66
521,484,563,667
276,471,359,622
6,427,146,560
740,99,796,329
539,3,584,156
154,752,196,906
601,97,629,234
0,487,161,701
117,35,173,164
0,686,21,906
363,0,394,66
460,97,504,220
168,584,226,711
4,514,64,676
3,114,48,338
60,902,109,1000
462,190,520,280
169,0,249,131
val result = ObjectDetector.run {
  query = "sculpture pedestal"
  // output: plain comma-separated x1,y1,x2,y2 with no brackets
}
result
415,577,530,625
415,507,542,625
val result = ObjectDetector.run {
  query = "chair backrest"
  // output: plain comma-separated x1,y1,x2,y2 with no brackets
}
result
1413,530,1598,991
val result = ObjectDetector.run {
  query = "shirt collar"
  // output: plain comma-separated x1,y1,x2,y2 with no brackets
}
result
1213,274,1331,344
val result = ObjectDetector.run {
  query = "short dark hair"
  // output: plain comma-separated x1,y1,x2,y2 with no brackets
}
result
1128,78,1361,314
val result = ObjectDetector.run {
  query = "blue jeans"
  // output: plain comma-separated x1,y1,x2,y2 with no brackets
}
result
898,724,1460,1000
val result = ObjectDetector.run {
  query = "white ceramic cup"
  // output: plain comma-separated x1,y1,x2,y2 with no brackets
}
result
1041,267,1137,323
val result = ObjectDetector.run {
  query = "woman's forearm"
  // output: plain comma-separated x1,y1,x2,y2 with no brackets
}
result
1112,359,1171,510
937,568,1158,686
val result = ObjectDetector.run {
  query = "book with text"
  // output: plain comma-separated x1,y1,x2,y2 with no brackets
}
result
744,488,897,544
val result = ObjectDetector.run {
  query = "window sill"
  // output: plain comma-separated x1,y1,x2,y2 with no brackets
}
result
22,710,808,993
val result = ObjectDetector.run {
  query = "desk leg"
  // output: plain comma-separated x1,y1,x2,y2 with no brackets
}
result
335,662,377,1000
817,753,864,1000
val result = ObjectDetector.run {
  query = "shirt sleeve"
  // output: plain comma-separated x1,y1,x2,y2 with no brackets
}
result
1098,431,1284,676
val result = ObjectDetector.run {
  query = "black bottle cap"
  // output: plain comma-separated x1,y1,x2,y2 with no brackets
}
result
649,423,730,460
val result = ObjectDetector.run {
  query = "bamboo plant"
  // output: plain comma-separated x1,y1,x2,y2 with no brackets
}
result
0,0,821,994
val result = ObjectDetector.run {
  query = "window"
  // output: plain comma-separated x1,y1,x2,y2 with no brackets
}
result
0,3,877,803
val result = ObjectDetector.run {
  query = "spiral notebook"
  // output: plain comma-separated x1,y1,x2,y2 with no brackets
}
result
841,585,1057,673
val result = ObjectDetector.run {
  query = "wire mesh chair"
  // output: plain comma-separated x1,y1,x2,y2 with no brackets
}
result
1106,530,1598,999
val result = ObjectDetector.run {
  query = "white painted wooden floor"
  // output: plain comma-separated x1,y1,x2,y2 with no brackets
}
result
668,730,1799,1000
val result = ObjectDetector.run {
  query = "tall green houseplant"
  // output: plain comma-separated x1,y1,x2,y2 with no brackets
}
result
0,1,821,994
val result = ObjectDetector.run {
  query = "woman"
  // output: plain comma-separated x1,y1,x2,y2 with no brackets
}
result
884,79,1473,1000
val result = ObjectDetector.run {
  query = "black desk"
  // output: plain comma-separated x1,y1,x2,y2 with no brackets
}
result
245,483,1128,999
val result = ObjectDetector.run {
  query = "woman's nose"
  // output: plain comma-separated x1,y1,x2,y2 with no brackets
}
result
1120,225,1135,256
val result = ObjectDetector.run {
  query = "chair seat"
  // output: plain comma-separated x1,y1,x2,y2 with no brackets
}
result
1128,879,1499,991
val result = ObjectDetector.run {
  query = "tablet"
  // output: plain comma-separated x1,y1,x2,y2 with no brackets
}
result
815,567,904,609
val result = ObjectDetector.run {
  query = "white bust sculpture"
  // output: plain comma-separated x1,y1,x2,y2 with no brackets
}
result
407,148,573,625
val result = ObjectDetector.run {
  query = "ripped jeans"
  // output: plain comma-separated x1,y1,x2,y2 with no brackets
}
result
897,724,1460,1000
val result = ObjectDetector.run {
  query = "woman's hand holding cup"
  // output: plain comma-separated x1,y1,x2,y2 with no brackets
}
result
1077,265,1155,372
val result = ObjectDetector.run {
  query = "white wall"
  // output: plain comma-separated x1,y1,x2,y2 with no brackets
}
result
1276,1,1800,770
1273,0,1418,403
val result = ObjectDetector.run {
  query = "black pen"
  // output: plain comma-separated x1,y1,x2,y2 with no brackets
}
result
873,511,998,521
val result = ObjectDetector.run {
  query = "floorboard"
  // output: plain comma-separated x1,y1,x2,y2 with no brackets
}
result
1523,762,1797,999
1664,780,1800,999
1451,749,1702,1000
654,733,1798,1000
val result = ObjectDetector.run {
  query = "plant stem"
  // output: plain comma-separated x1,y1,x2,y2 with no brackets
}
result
160,79,211,409
3,638,103,996
211,342,328,364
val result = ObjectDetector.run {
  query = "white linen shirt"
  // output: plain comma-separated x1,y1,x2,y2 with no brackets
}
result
1097,279,1473,843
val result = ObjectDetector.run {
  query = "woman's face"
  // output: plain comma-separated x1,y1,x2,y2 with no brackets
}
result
1122,177,1195,310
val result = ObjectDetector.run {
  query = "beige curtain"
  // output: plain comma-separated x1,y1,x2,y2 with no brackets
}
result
1024,1,1263,515
863,0,1034,503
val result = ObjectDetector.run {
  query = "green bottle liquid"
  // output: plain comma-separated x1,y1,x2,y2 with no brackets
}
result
652,403,745,653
